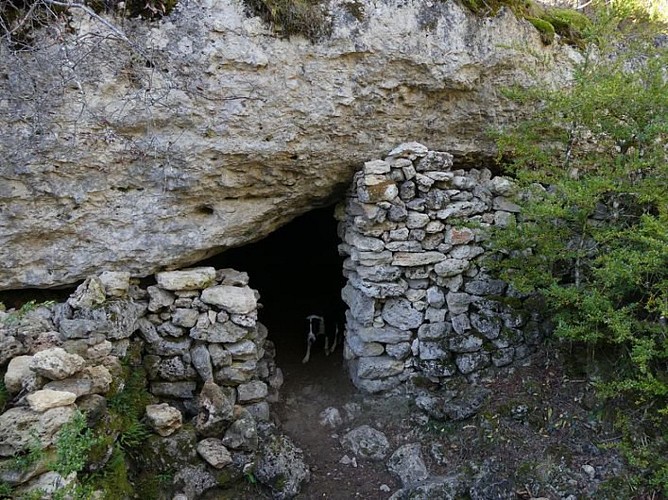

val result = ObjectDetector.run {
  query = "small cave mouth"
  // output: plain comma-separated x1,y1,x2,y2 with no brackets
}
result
199,205,347,369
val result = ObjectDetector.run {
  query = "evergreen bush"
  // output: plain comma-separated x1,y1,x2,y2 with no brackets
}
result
491,10,668,494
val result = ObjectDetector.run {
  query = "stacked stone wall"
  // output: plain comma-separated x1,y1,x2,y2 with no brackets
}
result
338,142,545,392
137,267,281,421
0,268,289,497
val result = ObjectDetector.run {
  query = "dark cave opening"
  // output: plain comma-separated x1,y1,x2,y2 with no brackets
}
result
199,205,348,368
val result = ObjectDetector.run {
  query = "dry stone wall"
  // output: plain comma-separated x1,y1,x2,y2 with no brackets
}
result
0,268,295,498
137,268,281,422
338,143,545,392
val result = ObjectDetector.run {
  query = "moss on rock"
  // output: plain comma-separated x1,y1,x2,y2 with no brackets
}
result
527,16,555,44
458,0,592,47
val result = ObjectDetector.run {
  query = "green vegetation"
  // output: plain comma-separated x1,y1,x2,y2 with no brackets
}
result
52,411,99,476
107,364,153,454
491,6,668,495
606,0,668,24
0,381,7,413
1,300,54,327
11,434,45,473
527,16,555,44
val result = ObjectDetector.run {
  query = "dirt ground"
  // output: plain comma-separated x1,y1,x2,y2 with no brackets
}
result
262,337,631,500
273,347,402,500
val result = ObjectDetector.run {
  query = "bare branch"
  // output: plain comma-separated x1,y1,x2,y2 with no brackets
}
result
43,0,152,60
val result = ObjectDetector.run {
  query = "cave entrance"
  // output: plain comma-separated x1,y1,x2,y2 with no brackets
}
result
199,205,347,371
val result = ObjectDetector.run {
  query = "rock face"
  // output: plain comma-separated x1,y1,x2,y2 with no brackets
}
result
0,0,578,290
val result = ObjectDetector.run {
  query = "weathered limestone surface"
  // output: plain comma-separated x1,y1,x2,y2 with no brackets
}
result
0,0,579,289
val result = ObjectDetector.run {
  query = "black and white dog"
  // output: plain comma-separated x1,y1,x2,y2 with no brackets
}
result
301,314,341,364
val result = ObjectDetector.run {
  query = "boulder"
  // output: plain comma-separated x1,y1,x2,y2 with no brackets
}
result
156,268,217,291
190,321,248,344
0,406,76,457
98,271,131,297
14,471,73,497
67,277,106,310
216,269,250,286
147,286,176,312
237,380,268,403
151,381,197,399
172,464,219,499
190,343,214,381
255,433,310,499
4,355,36,394
356,356,405,379
0,333,27,366
200,286,257,315
195,381,235,437
196,438,232,469
387,443,429,487
340,425,390,461
222,409,258,451
44,365,112,397
382,298,424,330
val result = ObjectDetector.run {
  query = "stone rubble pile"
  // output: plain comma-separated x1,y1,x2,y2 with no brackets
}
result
0,267,301,499
338,142,545,392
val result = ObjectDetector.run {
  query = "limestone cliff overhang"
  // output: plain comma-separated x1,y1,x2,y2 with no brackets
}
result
0,0,581,290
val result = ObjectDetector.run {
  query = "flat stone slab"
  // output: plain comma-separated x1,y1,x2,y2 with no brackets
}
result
357,356,405,379
156,267,217,291
392,251,446,267
197,438,232,469
200,285,257,314
26,389,77,412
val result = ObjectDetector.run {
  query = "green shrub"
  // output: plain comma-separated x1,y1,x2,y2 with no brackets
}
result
541,7,592,46
52,411,99,476
0,481,12,498
492,14,668,494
